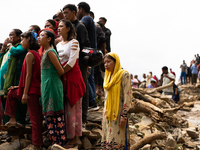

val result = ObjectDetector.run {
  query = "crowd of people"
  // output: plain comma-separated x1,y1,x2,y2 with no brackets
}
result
0,2,134,150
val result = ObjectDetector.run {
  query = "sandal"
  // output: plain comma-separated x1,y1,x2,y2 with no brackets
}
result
5,122,17,128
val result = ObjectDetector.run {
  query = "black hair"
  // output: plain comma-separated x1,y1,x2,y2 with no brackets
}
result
60,19,76,41
47,19,56,27
104,54,116,63
89,11,94,19
0,43,3,50
43,30,58,53
99,17,107,23
29,25,41,35
63,4,77,14
77,2,90,13
21,31,40,51
97,22,103,28
53,14,57,19
162,66,168,70
13,29,22,36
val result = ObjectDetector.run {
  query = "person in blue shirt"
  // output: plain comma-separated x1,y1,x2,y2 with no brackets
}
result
190,62,198,85
77,2,99,112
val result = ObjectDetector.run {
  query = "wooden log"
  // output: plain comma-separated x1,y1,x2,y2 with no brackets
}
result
132,91,156,105
163,104,185,113
146,81,174,94
130,132,167,150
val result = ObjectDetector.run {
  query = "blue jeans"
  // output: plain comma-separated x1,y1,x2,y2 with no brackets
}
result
180,72,186,84
87,68,96,106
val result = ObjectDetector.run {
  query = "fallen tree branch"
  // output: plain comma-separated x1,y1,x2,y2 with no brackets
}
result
163,104,185,113
147,81,174,94
130,132,167,150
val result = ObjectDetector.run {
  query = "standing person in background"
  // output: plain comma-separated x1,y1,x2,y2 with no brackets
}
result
152,75,158,87
4,31,43,149
0,29,27,139
77,2,99,112
160,66,175,96
28,25,41,36
101,53,131,149
57,4,90,124
180,60,187,84
38,30,66,147
172,83,180,103
190,62,198,85
170,68,176,77
57,19,86,148
146,72,152,87
89,11,106,100
196,54,200,64
141,73,146,82
99,17,112,53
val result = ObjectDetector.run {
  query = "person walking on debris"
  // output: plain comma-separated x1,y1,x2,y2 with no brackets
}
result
101,53,132,149
172,83,180,103
160,66,175,96
180,60,187,84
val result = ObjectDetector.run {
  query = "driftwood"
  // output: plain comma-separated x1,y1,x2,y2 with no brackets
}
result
130,132,167,150
163,104,185,113
146,81,174,94
132,91,156,104
129,100,186,127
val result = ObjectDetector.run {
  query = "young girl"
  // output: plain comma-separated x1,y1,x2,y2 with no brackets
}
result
38,30,65,146
57,19,86,148
4,31,43,150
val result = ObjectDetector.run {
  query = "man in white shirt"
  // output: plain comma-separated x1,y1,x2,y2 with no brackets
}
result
160,66,175,95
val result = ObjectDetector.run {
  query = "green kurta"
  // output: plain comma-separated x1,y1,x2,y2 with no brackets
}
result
41,48,64,116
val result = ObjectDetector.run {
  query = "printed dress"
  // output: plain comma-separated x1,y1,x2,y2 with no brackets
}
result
101,72,132,150
41,48,65,146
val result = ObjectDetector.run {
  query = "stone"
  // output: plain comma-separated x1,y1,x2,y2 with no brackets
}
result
81,136,92,149
51,144,78,150
20,139,32,149
140,144,151,150
82,128,91,136
0,139,20,150
91,128,102,138
87,132,98,140
186,128,199,139
87,111,103,123
43,136,52,149
166,134,177,148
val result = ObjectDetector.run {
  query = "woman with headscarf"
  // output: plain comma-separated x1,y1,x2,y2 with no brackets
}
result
101,53,132,150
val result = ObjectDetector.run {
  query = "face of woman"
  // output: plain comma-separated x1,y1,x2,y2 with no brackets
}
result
38,31,49,47
20,37,30,50
9,30,20,45
104,57,115,73
58,21,70,36
45,21,55,31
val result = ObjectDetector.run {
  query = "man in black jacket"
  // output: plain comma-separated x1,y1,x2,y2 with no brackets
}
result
57,4,90,124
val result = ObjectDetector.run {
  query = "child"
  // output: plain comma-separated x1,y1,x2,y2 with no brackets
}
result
4,31,43,149
38,29,65,146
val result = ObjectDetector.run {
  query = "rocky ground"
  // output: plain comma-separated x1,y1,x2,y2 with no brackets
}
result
0,83,200,150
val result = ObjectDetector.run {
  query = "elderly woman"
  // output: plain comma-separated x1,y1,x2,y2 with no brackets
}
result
101,53,132,150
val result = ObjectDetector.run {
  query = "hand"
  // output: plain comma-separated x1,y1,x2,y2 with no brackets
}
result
175,91,178,95
163,74,167,77
21,94,28,104
87,67,91,75
57,10,64,19
8,86,19,90
119,117,127,128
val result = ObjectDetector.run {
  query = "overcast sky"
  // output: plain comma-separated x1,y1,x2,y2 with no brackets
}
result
1,0,200,82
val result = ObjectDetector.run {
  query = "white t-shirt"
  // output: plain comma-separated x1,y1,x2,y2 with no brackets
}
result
56,39,79,67
162,73,175,93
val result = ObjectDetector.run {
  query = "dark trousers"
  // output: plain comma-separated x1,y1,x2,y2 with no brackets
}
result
4,89,43,146
79,63,89,123
192,74,197,84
